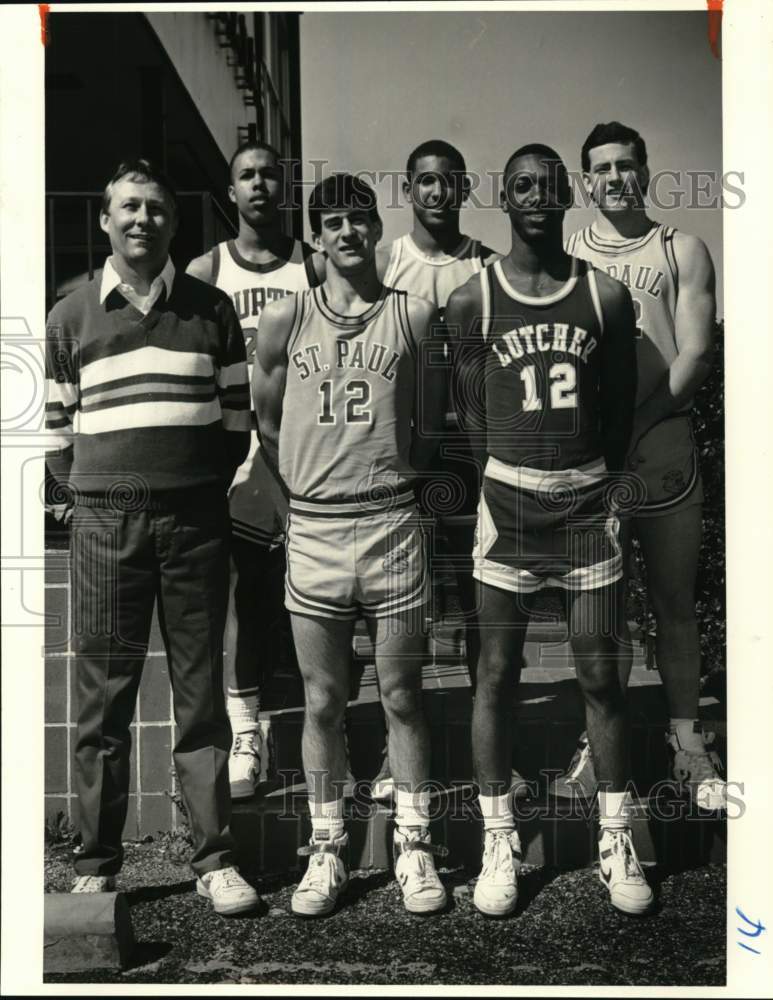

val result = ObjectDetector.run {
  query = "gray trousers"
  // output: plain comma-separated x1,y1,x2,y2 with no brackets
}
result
70,497,235,877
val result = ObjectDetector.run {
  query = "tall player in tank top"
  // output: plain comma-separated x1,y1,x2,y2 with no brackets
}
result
553,122,726,812
449,145,653,917
369,140,500,800
187,141,317,800
254,174,449,918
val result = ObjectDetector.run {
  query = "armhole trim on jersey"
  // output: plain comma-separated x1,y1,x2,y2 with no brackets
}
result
396,290,418,359
586,263,605,336
480,266,492,342
303,248,320,289
211,243,221,286
285,292,305,359
565,229,580,255
471,240,482,273
479,245,497,269
663,226,679,289
383,238,401,288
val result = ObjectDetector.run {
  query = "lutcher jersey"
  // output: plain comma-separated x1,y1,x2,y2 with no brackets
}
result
567,222,703,515
212,239,316,544
472,258,623,592
482,257,607,472
566,223,677,405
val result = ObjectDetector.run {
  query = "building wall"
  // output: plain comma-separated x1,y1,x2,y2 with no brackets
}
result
145,12,247,163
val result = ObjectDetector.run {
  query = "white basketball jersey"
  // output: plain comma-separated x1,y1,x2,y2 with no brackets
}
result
213,239,314,544
280,286,418,502
383,234,487,318
566,223,679,405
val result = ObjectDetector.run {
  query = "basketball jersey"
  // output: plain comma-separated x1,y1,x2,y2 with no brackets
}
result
279,286,419,503
481,258,607,472
213,238,316,543
566,223,678,405
383,234,487,319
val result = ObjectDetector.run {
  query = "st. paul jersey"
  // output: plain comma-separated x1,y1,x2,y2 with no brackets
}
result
566,223,678,405
280,286,419,503
212,238,315,544
481,258,607,472
383,234,488,320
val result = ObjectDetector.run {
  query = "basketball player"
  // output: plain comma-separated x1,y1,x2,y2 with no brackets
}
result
370,140,505,801
449,145,653,917
553,122,726,811
254,174,449,917
187,141,317,799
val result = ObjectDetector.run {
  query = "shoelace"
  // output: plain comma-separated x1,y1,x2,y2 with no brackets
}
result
211,868,245,892
606,831,644,880
401,841,432,885
482,832,517,879
233,733,259,757
302,853,337,892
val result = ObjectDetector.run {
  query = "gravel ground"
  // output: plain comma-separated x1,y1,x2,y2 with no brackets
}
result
44,840,726,987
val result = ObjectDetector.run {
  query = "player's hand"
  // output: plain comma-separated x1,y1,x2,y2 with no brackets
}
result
48,503,74,524
626,421,649,468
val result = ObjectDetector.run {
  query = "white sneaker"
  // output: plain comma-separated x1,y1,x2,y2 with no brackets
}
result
667,725,727,811
71,875,116,893
473,829,522,917
291,833,349,917
598,827,654,916
229,730,262,800
393,827,448,915
196,865,260,916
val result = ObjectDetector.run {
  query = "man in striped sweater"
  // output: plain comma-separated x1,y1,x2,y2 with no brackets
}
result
45,159,258,915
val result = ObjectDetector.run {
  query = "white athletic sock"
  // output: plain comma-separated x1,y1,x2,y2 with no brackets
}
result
309,796,345,842
598,790,632,831
669,718,705,752
479,791,515,832
227,692,259,735
395,789,430,832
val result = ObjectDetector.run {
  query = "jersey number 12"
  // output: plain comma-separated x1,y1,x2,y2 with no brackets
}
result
520,362,577,411
318,379,372,425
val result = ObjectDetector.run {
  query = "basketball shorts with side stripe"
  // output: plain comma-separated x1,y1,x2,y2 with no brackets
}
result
285,492,429,620
472,457,623,594
628,414,704,517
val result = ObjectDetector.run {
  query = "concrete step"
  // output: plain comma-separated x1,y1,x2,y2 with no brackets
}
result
257,659,726,794
231,783,727,876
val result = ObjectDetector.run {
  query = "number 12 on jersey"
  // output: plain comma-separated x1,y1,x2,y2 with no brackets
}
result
318,379,372,425
520,362,577,412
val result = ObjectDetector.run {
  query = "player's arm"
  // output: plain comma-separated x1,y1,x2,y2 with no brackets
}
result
253,294,297,482
446,278,488,471
185,248,216,284
633,233,716,443
596,272,638,473
215,296,251,481
408,297,447,472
